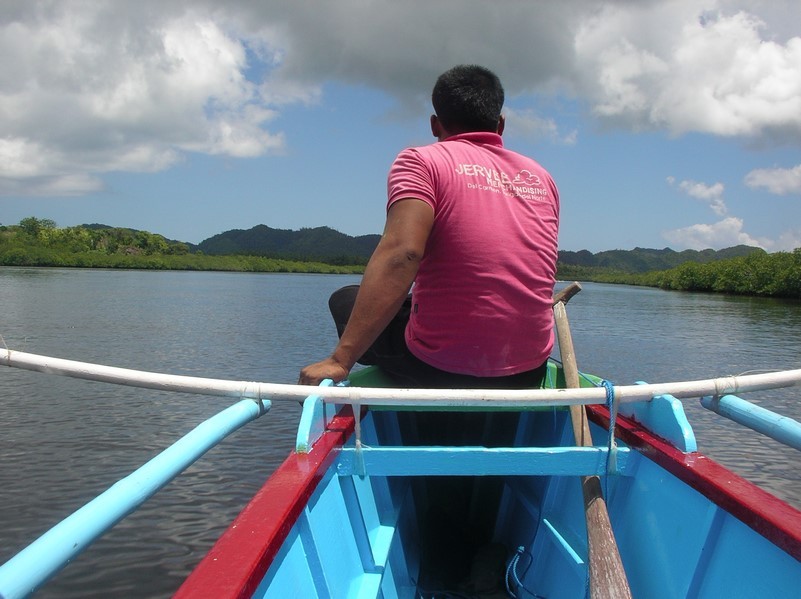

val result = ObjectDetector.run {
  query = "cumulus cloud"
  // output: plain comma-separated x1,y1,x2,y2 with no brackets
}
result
0,2,299,195
663,172,800,250
662,175,796,250
744,164,801,195
667,177,728,216
574,2,801,139
505,108,577,145
663,216,768,250
2,0,801,197
775,229,801,251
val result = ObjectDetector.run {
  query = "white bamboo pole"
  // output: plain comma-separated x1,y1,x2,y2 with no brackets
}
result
2,348,800,407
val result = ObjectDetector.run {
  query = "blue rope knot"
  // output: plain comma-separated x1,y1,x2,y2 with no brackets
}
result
602,379,619,476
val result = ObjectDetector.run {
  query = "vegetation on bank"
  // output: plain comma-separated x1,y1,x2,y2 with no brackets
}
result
2,217,799,298
0,218,363,274
557,244,763,273
558,248,801,299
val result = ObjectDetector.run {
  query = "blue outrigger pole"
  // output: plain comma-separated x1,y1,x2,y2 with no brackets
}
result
0,398,271,599
701,394,801,452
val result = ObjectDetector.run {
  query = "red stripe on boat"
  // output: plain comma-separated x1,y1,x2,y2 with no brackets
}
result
588,405,801,562
174,409,355,599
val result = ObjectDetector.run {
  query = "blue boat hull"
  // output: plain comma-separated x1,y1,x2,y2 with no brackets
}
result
177,364,801,598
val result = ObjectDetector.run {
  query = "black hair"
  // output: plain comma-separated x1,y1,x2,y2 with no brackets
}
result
431,65,504,133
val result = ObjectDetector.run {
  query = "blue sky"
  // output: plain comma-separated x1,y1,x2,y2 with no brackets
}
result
1,1,800,253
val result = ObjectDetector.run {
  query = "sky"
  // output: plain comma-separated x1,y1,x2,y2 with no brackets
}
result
1,0,800,253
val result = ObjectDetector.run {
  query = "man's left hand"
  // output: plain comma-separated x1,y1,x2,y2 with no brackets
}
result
298,357,350,386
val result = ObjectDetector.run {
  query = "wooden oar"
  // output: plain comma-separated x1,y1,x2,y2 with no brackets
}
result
553,283,632,599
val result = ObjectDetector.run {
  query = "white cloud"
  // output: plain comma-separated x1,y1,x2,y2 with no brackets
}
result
0,3,296,196
504,108,577,145
681,181,727,216
775,229,801,251
665,173,801,251
574,3,801,139
663,216,768,250
2,1,801,197
0,173,104,197
744,164,801,195
668,177,728,216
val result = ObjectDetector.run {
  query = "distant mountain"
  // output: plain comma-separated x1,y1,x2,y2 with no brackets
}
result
197,225,381,263
196,225,764,271
558,245,765,273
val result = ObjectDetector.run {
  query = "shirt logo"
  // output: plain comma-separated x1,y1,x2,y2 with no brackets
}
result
454,164,549,200
513,170,542,187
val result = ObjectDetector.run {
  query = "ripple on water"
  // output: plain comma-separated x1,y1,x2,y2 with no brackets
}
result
1,273,799,597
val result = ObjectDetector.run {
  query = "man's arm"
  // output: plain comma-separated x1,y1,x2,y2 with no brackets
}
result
298,199,434,385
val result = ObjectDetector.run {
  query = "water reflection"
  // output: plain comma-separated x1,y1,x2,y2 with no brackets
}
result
0,269,354,598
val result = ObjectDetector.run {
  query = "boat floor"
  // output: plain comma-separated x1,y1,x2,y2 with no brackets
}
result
393,410,530,596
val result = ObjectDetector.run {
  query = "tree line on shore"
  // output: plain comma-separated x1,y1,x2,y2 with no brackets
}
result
0,218,362,274
1,217,799,298
557,249,801,299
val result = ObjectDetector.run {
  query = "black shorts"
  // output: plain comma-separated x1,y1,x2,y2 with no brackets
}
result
328,285,547,389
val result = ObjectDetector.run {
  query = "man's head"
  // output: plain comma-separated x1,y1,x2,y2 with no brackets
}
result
431,65,505,138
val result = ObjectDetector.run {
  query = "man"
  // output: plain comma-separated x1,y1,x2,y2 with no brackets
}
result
299,65,559,389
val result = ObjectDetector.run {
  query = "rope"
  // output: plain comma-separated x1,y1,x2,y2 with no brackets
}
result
353,402,365,477
505,546,546,599
551,357,620,475
602,379,619,476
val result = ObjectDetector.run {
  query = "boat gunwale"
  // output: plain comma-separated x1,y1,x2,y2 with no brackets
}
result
587,404,801,563
178,403,801,597
173,408,356,599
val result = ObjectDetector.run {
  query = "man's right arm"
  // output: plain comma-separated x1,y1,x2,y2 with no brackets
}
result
298,198,434,385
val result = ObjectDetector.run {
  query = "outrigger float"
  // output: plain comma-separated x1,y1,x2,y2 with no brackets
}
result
2,284,801,598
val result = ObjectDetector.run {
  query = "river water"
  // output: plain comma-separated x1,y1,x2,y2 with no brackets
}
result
0,268,799,597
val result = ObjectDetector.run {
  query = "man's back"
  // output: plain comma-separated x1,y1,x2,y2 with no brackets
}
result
388,131,559,376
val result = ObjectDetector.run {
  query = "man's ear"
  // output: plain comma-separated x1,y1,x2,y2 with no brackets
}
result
497,115,505,136
430,114,442,138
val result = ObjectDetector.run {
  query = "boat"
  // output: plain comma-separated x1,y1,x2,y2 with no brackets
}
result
170,366,801,599
2,286,801,598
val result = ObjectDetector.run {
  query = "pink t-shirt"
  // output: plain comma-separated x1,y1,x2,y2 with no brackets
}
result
387,132,559,376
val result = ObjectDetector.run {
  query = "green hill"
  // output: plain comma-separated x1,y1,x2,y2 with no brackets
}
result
197,225,381,264
558,245,765,273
